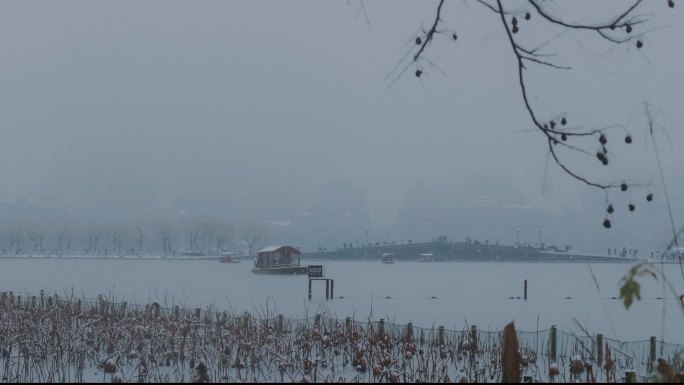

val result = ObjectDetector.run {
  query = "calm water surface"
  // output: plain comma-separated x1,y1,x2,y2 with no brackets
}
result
1,258,683,342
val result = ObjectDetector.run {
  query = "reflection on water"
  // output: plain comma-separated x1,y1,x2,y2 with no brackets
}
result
1,258,682,342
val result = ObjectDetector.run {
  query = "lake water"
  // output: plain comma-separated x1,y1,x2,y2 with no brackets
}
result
1,258,683,343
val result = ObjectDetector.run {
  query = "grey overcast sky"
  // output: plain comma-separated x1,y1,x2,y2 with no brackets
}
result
0,1,682,252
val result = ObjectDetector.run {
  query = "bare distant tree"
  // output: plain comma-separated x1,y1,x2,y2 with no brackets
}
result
7,229,23,254
108,226,123,256
26,229,45,254
187,229,201,251
55,226,71,255
203,220,234,255
134,226,146,255
242,223,269,257
84,226,100,255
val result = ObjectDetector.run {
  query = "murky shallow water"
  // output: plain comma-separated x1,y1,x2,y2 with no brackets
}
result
1,258,682,342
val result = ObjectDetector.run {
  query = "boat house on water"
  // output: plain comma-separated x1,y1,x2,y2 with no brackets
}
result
253,245,308,275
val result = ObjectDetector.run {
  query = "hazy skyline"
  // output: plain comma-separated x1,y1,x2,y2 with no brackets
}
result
1,1,682,253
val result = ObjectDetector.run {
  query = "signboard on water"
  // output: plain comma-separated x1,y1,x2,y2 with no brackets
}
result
308,265,323,278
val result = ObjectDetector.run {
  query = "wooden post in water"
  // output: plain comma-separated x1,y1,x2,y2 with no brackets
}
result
650,336,657,364
194,307,201,319
550,325,558,362
625,370,637,383
524,279,528,300
325,280,329,299
277,314,284,333
174,305,180,319
471,325,478,352
438,326,445,346
40,289,45,309
308,279,312,299
330,279,334,299
597,333,603,366
406,322,414,343
345,317,352,335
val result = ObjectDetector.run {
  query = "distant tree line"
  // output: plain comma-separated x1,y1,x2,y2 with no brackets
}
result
0,219,269,257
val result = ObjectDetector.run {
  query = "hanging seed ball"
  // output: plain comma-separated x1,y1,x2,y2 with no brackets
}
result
628,203,635,212
416,37,422,45
452,33,458,41
610,24,616,30
669,0,674,8
625,135,632,144
636,40,643,48
596,152,608,165
525,12,531,20
603,219,612,229
599,134,607,145
647,193,653,202
561,133,567,141
415,69,423,77
512,25,519,33
512,17,518,25
625,25,632,33
550,121,556,129
607,204,614,214
561,117,567,125
621,183,628,191
543,123,548,129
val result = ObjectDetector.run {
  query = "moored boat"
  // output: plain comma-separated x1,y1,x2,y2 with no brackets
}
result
252,245,308,275
219,252,240,263
381,253,396,264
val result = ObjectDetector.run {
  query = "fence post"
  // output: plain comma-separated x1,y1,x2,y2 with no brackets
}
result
438,326,445,346
174,305,180,319
195,307,201,319
650,336,657,364
345,317,352,335
277,313,284,333
524,279,528,300
550,325,557,362
40,289,45,309
597,333,603,366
